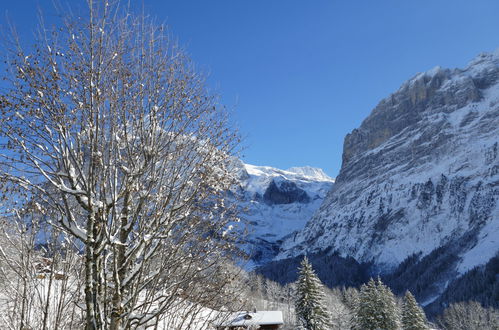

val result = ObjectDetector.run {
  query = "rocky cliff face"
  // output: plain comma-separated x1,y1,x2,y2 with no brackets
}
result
278,51,499,278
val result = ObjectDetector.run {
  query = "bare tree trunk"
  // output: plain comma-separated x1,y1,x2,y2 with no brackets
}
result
20,276,28,329
42,263,54,330
110,191,130,330
85,212,97,330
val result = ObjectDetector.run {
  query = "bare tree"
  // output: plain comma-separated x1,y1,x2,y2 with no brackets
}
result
0,1,241,328
0,211,85,329
326,287,353,330
438,301,499,330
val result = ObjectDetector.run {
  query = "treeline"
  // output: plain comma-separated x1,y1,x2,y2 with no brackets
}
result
427,253,499,315
256,248,371,287
256,245,499,321
383,246,458,300
248,257,498,329
384,248,499,317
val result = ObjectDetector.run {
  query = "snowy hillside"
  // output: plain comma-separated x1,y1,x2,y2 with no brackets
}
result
231,161,334,267
277,50,499,279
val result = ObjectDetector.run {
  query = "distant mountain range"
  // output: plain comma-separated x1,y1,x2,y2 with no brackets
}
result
239,50,499,314
231,161,334,268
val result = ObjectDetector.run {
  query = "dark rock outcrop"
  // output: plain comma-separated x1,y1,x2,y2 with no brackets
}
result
263,179,310,205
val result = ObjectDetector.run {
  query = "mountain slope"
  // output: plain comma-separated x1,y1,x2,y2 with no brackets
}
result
232,161,334,267
277,50,499,284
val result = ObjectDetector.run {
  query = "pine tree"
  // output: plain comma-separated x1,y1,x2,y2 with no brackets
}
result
354,277,400,330
401,291,429,330
295,256,332,330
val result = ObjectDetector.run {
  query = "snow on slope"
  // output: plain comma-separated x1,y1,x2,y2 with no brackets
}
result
286,166,333,182
232,161,334,267
277,50,499,275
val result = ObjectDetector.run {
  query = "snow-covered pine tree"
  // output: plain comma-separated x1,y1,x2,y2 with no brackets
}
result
401,291,429,330
354,278,378,329
377,277,401,329
295,256,332,330
354,277,400,330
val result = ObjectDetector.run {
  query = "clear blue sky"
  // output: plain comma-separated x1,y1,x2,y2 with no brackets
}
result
2,1,499,177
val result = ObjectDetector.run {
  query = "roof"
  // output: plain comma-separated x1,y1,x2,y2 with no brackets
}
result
216,311,284,327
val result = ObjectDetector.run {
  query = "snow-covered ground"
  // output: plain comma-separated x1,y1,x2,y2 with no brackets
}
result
0,275,234,330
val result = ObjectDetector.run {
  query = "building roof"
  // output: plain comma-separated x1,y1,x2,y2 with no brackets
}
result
216,311,284,327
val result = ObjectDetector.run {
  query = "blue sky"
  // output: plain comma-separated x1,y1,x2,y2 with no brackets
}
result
2,1,499,176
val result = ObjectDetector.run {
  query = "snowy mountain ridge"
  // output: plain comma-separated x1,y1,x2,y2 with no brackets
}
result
276,50,499,279
285,166,333,182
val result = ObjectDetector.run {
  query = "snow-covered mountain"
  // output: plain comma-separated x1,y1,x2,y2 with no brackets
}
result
231,161,334,267
277,50,499,279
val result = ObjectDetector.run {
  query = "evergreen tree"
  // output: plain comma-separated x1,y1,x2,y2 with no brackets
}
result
354,277,400,330
295,256,332,330
401,291,429,330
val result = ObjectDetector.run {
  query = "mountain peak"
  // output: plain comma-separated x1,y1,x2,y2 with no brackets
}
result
279,50,499,278
286,166,334,182
232,161,334,267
